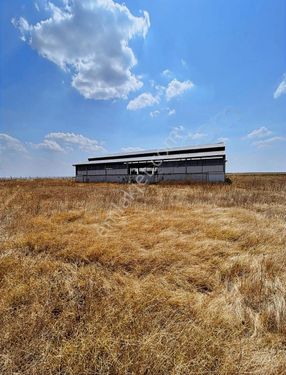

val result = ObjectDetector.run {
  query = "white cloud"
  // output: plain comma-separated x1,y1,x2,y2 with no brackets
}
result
150,80,165,93
0,134,29,177
13,0,150,100
150,110,160,118
154,85,165,96
34,2,40,12
188,132,207,140
127,92,159,111
274,74,286,99
31,132,104,153
245,127,286,148
168,125,185,141
31,139,65,152
0,132,105,177
246,127,272,139
0,133,27,154
150,107,175,117
167,108,176,116
46,132,104,153
166,79,194,101
253,136,286,148
166,126,208,147
162,69,173,78
121,147,144,152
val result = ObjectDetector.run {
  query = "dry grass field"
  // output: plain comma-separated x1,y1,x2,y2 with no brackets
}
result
0,174,286,374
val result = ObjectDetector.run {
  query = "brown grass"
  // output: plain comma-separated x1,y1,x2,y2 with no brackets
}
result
0,174,286,374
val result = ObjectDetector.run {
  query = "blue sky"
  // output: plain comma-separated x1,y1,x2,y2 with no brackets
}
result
0,0,285,176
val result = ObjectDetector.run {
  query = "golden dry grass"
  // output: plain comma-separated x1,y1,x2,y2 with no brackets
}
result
0,174,286,374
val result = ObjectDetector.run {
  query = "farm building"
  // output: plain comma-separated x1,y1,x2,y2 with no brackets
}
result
74,143,226,183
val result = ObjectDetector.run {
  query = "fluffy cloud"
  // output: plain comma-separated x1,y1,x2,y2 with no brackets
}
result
253,136,286,148
166,126,209,147
167,108,176,116
31,139,65,153
167,125,185,141
0,133,27,154
274,74,286,99
166,79,194,101
13,0,150,100
150,110,160,118
1,132,103,155
127,93,159,110
161,69,173,78
43,132,104,153
246,127,272,139
150,107,176,117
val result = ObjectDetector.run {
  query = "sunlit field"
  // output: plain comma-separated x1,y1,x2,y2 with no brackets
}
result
0,175,286,374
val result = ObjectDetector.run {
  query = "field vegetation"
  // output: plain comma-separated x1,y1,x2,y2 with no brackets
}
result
0,174,286,374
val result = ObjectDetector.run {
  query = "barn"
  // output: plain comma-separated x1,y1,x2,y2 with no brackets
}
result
73,143,226,183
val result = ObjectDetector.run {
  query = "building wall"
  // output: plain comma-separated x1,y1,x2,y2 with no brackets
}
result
75,158,225,183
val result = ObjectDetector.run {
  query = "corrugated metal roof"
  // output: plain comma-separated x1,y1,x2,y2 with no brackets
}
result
73,150,226,166
87,142,225,161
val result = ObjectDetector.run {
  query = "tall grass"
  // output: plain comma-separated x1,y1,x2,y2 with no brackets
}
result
0,175,286,374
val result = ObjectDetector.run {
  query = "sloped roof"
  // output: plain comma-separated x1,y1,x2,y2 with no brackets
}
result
74,143,226,166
